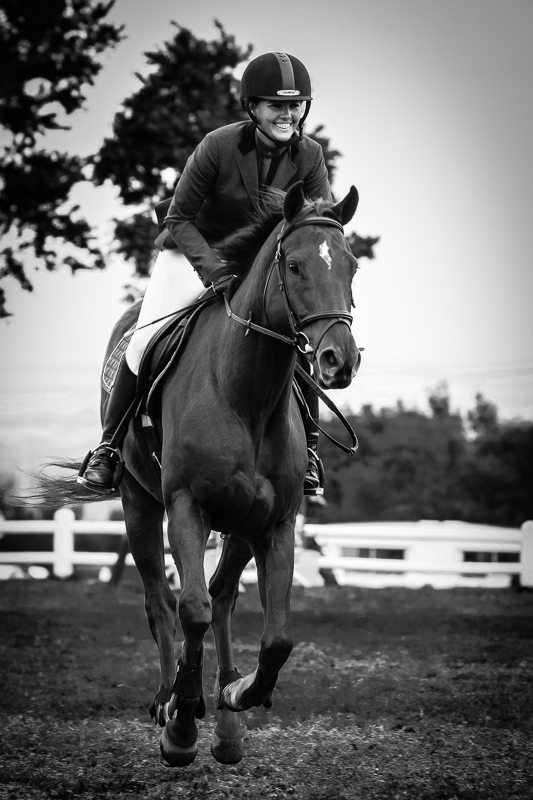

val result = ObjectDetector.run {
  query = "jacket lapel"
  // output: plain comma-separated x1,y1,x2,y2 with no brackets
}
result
237,150,260,210
236,123,298,205
270,151,298,190
237,123,260,210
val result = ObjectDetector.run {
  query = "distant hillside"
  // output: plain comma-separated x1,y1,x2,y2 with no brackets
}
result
1,364,102,485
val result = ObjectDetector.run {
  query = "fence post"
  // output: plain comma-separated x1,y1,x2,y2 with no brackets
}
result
521,521,533,588
53,508,75,578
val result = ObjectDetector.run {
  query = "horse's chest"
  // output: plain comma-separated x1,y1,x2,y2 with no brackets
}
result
173,428,301,530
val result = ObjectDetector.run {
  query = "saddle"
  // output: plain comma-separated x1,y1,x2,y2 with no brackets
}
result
101,293,218,474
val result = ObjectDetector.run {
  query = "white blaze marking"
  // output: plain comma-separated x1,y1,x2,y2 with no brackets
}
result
319,240,332,270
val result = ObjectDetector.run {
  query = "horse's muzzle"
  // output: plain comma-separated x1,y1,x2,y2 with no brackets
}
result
316,340,361,389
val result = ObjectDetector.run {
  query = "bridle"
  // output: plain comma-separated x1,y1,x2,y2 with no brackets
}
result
224,213,359,454
224,214,354,357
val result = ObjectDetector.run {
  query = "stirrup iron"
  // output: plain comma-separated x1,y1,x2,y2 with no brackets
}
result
77,443,124,494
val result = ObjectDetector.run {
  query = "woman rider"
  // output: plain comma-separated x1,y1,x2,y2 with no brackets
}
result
78,51,332,496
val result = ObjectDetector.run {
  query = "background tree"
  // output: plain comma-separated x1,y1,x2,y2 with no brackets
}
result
467,391,499,436
91,20,379,278
317,388,532,527
0,0,124,317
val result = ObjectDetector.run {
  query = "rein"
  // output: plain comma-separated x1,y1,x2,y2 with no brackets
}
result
293,362,358,455
224,214,359,455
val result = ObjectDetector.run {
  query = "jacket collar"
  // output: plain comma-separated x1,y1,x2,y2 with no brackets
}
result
237,123,300,209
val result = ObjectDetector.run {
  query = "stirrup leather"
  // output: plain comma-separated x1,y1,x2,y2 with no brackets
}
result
77,443,124,494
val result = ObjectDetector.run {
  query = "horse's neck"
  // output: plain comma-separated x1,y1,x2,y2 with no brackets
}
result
216,242,296,424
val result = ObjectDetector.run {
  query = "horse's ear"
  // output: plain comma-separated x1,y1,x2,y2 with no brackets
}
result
283,181,306,223
331,186,359,225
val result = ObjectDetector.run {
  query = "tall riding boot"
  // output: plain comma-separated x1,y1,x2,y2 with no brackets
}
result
297,366,325,496
77,358,138,493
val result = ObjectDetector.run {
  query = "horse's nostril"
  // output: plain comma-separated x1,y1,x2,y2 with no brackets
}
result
319,349,340,371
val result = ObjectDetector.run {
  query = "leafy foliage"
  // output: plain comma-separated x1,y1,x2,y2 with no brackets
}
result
346,231,380,260
318,389,533,527
0,0,124,316
306,124,342,185
0,0,122,144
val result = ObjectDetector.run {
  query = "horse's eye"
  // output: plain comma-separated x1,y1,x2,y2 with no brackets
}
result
287,262,300,274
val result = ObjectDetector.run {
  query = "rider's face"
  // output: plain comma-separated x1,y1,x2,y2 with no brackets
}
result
252,100,304,143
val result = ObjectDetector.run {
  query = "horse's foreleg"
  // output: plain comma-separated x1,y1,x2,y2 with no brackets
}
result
222,520,295,712
160,492,212,767
208,534,253,764
120,472,174,726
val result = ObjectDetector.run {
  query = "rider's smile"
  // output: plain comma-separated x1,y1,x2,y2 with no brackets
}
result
252,100,303,144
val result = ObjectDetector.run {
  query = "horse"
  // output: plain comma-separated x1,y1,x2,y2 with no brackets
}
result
41,181,361,766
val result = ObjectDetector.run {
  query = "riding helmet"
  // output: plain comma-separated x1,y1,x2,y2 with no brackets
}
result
239,52,313,104
239,52,313,141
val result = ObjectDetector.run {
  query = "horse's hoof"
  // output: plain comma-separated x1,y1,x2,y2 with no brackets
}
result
149,686,173,727
159,724,197,767
211,706,245,764
210,733,245,765
221,669,257,712
151,701,170,727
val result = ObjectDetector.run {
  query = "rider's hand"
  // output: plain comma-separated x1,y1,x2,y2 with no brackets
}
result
207,263,242,299
212,273,242,300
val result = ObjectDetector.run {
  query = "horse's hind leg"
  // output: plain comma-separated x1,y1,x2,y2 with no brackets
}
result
160,492,212,767
222,519,295,712
120,471,175,726
208,535,253,764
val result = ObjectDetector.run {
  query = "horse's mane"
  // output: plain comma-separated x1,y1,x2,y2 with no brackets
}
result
217,189,335,277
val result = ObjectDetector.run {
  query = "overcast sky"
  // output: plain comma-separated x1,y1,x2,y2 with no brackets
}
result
1,0,532,420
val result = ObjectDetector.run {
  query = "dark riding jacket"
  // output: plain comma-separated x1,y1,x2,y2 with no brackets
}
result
163,121,332,278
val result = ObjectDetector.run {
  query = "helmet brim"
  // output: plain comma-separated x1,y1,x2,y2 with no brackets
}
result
254,95,312,102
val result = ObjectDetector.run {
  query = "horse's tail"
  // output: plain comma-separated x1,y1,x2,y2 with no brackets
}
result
17,457,118,510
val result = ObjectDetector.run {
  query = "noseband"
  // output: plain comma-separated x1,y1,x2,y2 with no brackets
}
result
224,214,353,356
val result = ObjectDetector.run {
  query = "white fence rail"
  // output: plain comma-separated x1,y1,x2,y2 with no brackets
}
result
1,509,532,589
0,509,159,579
307,520,533,589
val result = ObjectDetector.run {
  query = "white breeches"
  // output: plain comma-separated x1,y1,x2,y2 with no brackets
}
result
125,250,204,374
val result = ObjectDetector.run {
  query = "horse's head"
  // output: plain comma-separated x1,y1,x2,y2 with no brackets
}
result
269,182,361,389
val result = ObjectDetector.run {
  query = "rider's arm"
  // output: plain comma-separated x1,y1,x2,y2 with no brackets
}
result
164,132,229,286
302,143,333,203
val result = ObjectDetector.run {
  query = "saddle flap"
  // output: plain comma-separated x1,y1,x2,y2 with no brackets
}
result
138,294,218,417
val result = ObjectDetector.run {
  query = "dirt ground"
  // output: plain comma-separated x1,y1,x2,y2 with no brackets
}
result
0,569,532,799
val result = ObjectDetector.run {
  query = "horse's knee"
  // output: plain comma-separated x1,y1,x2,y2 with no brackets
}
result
178,593,212,635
